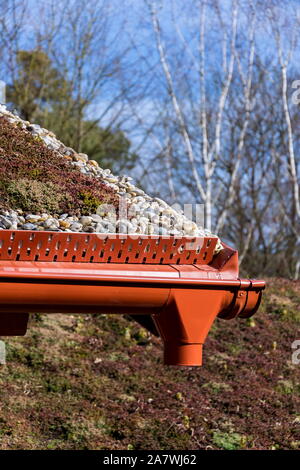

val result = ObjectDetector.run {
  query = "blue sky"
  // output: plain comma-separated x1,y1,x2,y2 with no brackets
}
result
2,0,299,164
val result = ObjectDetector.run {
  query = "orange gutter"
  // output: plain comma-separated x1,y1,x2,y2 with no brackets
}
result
0,231,265,366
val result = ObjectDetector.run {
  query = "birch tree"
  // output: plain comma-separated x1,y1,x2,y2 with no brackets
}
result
135,0,257,235
266,2,300,278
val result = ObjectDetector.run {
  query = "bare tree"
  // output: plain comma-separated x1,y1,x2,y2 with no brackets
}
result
124,0,300,276
267,2,300,278
132,0,257,237
2,0,131,154
0,0,28,82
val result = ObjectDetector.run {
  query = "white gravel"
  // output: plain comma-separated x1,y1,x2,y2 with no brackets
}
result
0,104,223,253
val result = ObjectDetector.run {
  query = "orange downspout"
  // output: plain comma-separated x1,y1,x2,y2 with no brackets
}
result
0,231,265,366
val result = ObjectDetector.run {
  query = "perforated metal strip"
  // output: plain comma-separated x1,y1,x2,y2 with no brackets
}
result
0,231,218,265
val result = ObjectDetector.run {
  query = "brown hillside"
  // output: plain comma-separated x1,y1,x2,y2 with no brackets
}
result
0,278,299,450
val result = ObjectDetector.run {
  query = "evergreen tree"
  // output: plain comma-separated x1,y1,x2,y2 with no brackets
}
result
7,49,137,172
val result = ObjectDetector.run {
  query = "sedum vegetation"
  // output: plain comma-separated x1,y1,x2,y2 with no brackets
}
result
0,117,119,215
